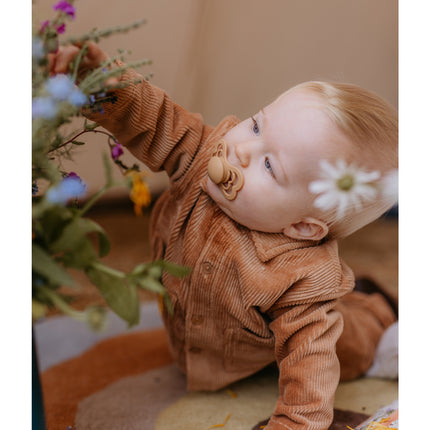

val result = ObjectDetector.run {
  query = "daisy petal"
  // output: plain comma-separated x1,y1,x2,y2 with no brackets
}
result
309,179,333,194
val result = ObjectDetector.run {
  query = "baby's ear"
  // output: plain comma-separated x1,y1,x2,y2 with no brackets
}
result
283,217,328,241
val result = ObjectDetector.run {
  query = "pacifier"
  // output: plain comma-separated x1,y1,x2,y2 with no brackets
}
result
207,139,244,201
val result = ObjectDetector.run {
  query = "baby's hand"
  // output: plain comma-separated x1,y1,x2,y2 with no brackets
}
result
48,42,119,86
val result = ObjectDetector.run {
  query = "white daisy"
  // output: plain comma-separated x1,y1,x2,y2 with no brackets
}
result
309,159,380,219
380,169,398,202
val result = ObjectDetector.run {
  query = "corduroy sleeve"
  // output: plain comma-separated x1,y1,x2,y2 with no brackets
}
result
84,65,210,179
266,300,343,430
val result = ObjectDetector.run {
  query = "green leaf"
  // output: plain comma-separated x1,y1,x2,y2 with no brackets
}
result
35,205,74,244
71,140,86,146
136,276,165,294
51,217,111,257
130,263,149,276
32,243,75,287
84,120,99,131
162,293,173,315
61,239,97,269
85,265,139,326
160,260,192,278
32,299,47,321
102,152,113,186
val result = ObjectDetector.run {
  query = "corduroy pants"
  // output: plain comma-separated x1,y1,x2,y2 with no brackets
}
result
335,291,397,381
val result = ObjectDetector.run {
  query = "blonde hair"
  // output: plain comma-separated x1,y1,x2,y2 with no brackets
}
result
290,81,398,239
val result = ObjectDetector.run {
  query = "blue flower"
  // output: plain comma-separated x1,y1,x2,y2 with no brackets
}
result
32,97,58,119
32,37,45,60
46,176,87,205
45,74,75,101
68,88,88,107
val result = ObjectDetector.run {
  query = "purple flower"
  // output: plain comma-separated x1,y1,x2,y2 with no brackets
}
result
66,172,79,179
53,0,76,19
111,143,124,160
55,23,66,34
39,20,50,33
46,175,87,205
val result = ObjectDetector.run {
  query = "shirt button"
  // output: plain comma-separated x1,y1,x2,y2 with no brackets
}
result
202,262,213,274
189,346,202,354
191,315,204,325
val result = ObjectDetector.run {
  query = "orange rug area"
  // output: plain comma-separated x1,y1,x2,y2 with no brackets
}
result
41,328,173,430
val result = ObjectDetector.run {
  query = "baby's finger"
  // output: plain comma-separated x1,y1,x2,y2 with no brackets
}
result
52,45,81,75
47,52,56,75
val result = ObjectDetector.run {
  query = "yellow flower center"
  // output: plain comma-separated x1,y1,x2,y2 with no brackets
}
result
337,174,355,191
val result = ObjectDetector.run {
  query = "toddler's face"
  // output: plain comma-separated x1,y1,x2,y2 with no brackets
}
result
206,89,351,235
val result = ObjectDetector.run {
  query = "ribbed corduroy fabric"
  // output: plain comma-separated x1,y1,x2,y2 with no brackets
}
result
85,66,396,430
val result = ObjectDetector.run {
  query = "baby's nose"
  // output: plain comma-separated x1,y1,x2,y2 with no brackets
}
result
235,143,251,167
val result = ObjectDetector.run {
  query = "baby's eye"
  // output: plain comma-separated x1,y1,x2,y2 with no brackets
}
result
251,117,260,136
264,157,275,178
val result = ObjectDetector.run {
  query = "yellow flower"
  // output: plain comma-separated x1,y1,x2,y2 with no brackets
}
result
128,172,151,216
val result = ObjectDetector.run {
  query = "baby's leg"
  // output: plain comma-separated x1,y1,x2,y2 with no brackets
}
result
335,282,397,381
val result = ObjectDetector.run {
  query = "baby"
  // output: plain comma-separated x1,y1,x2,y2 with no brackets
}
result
50,43,398,430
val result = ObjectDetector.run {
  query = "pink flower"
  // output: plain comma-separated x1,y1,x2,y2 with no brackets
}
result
55,23,66,34
39,19,66,36
53,0,76,19
40,20,50,33
111,143,124,160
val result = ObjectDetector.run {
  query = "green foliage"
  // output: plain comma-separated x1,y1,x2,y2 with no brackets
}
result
32,1,190,330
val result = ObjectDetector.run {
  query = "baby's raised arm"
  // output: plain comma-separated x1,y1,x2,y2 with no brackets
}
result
83,63,212,180
49,42,212,180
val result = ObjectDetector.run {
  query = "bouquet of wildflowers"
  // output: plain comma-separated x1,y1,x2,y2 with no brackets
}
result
32,0,189,330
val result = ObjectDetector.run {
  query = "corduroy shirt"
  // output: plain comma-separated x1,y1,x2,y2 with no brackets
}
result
87,67,355,430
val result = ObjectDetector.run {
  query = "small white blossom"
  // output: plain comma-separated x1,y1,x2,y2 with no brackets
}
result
309,159,380,219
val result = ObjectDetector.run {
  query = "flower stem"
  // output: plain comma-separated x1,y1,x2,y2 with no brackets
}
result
90,261,126,279
64,19,146,45
78,184,109,217
71,44,89,82
48,129,114,154
38,286,84,320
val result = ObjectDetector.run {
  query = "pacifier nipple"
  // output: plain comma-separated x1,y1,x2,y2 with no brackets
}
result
208,157,229,184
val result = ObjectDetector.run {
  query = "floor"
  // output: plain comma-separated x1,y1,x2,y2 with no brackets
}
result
47,199,399,416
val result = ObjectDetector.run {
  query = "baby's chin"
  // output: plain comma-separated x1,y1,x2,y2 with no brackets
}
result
206,179,262,231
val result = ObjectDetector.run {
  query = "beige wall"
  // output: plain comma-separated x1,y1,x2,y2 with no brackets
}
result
33,0,398,199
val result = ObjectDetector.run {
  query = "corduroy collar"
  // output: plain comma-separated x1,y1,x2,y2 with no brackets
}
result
250,230,320,263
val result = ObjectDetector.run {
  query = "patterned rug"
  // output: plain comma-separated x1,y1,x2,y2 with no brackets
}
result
38,321,370,430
